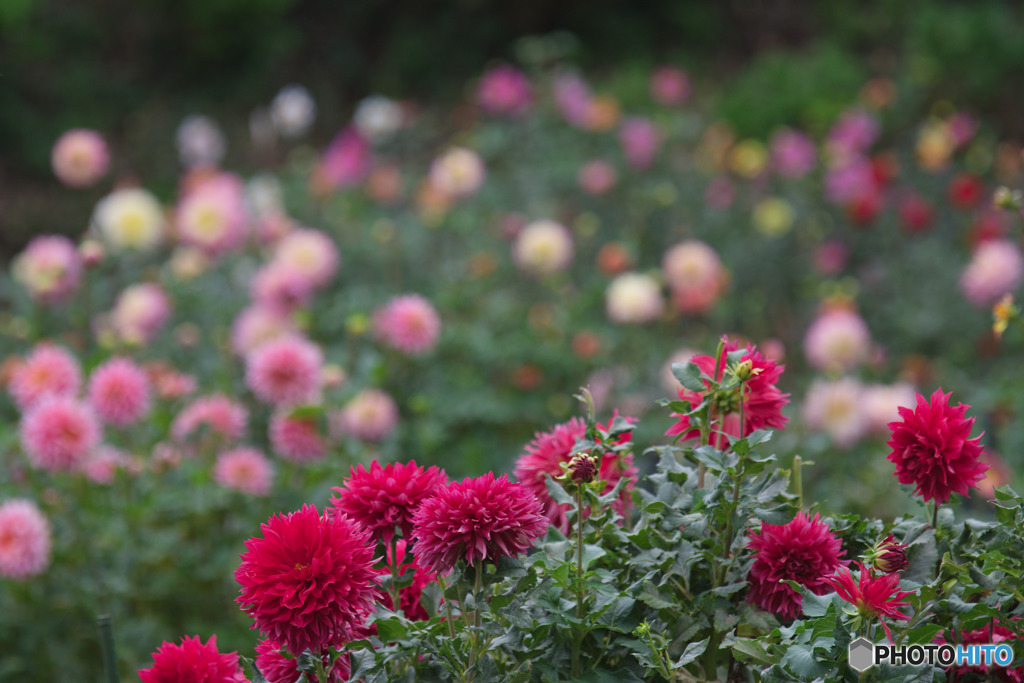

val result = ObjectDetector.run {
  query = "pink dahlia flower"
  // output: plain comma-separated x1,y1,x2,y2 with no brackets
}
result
231,305,296,356
313,127,372,192
960,239,1024,307
11,235,83,304
172,394,248,443
412,472,548,574
334,389,399,442
330,460,448,544
235,505,378,656
803,308,872,375
246,335,322,406
269,411,327,462
82,445,138,485
0,499,52,580
827,109,880,157
272,228,340,289
861,383,917,437
802,378,867,449
666,338,789,448
934,620,1024,682
372,294,441,355
578,160,617,196
827,562,913,642
20,396,100,472
513,415,637,532
51,129,110,188
175,172,249,256
87,357,151,427
214,448,273,496
109,283,172,345
255,639,347,683
250,263,317,315
428,147,485,199
477,64,532,116
747,511,846,621
619,117,660,170
886,389,988,504
649,66,691,107
770,128,816,178
138,635,245,683
605,273,664,324
9,343,82,411
512,220,574,276
662,240,728,315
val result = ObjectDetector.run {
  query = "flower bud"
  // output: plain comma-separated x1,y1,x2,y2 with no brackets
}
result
734,359,755,381
567,452,598,485
993,186,1022,212
867,534,909,574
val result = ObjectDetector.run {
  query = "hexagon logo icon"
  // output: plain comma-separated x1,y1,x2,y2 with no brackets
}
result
848,637,875,672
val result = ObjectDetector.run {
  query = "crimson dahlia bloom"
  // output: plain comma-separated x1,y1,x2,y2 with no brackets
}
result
331,460,448,544
934,620,1024,682
255,639,348,683
235,505,378,657
747,511,846,621
513,415,637,532
666,338,789,448
138,635,245,683
828,561,913,642
886,389,988,504
412,472,548,574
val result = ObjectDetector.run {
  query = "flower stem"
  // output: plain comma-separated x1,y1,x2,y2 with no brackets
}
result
388,538,401,615
793,455,803,510
473,561,482,629
932,501,939,530
573,488,585,678
314,652,330,683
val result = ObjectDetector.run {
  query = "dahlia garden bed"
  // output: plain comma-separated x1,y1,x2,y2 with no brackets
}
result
1,62,1022,681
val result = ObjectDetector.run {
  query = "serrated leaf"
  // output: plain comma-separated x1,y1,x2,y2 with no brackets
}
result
596,596,637,632
672,362,707,392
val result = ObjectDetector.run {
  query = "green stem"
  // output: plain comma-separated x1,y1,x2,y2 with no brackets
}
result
98,614,120,683
573,487,585,678
793,455,803,510
314,653,329,683
473,561,482,629
442,578,457,640
932,501,939,530
388,538,401,615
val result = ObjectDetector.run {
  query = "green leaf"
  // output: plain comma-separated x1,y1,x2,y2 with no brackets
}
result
673,637,710,667
781,644,827,678
581,543,606,571
346,649,378,682
543,474,573,506
638,582,675,610
596,596,637,632
672,362,707,393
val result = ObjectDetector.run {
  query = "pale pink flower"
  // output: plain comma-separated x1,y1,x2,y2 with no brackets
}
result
429,147,485,199
82,445,137,485
175,172,249,256
172,394,248,442
9,344,82,411
246,336,323,406
91,187,166,252
861,383,917,437
0,499,51,580
230,306,297,356
214,448,274,495
649,66,691,107
823,157,876,205
960,239,1024,307
51,129,109,188
270,411,327,462
478,64,532,115
271,228,339,288
20,396,100,472
802,378,868,448
552,72,592,128
662,240,728,314
11,235,83,304
109,283,172,345
578,160,617,195
87,357,151,427
372,295,441,355
334,389,398,442
512,220,574,276
803,309,872,375
250,263,316,314
827,109,880,158
605,273,664,324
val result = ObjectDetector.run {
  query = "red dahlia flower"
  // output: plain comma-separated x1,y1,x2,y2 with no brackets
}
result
747,511,846,621
867,534,909,574
330,460,448,544
235,505,378,657
377,539,437,621
255,639,348,683
513,414,637,532
886,389,988,504
934,620,1024,682
828,561,913,642
138,635,245,683
412,472,548,574
666,338,789,448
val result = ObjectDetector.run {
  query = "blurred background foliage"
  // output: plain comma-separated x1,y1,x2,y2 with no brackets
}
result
4,0,1024,252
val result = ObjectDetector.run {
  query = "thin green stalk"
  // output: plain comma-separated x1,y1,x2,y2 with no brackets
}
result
573,488,585,678
793,455,803,510
98,614,120,683
442,578,457,640
313,653,330,683
473,562,482,629
388,538,401,615
932,501,939,530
